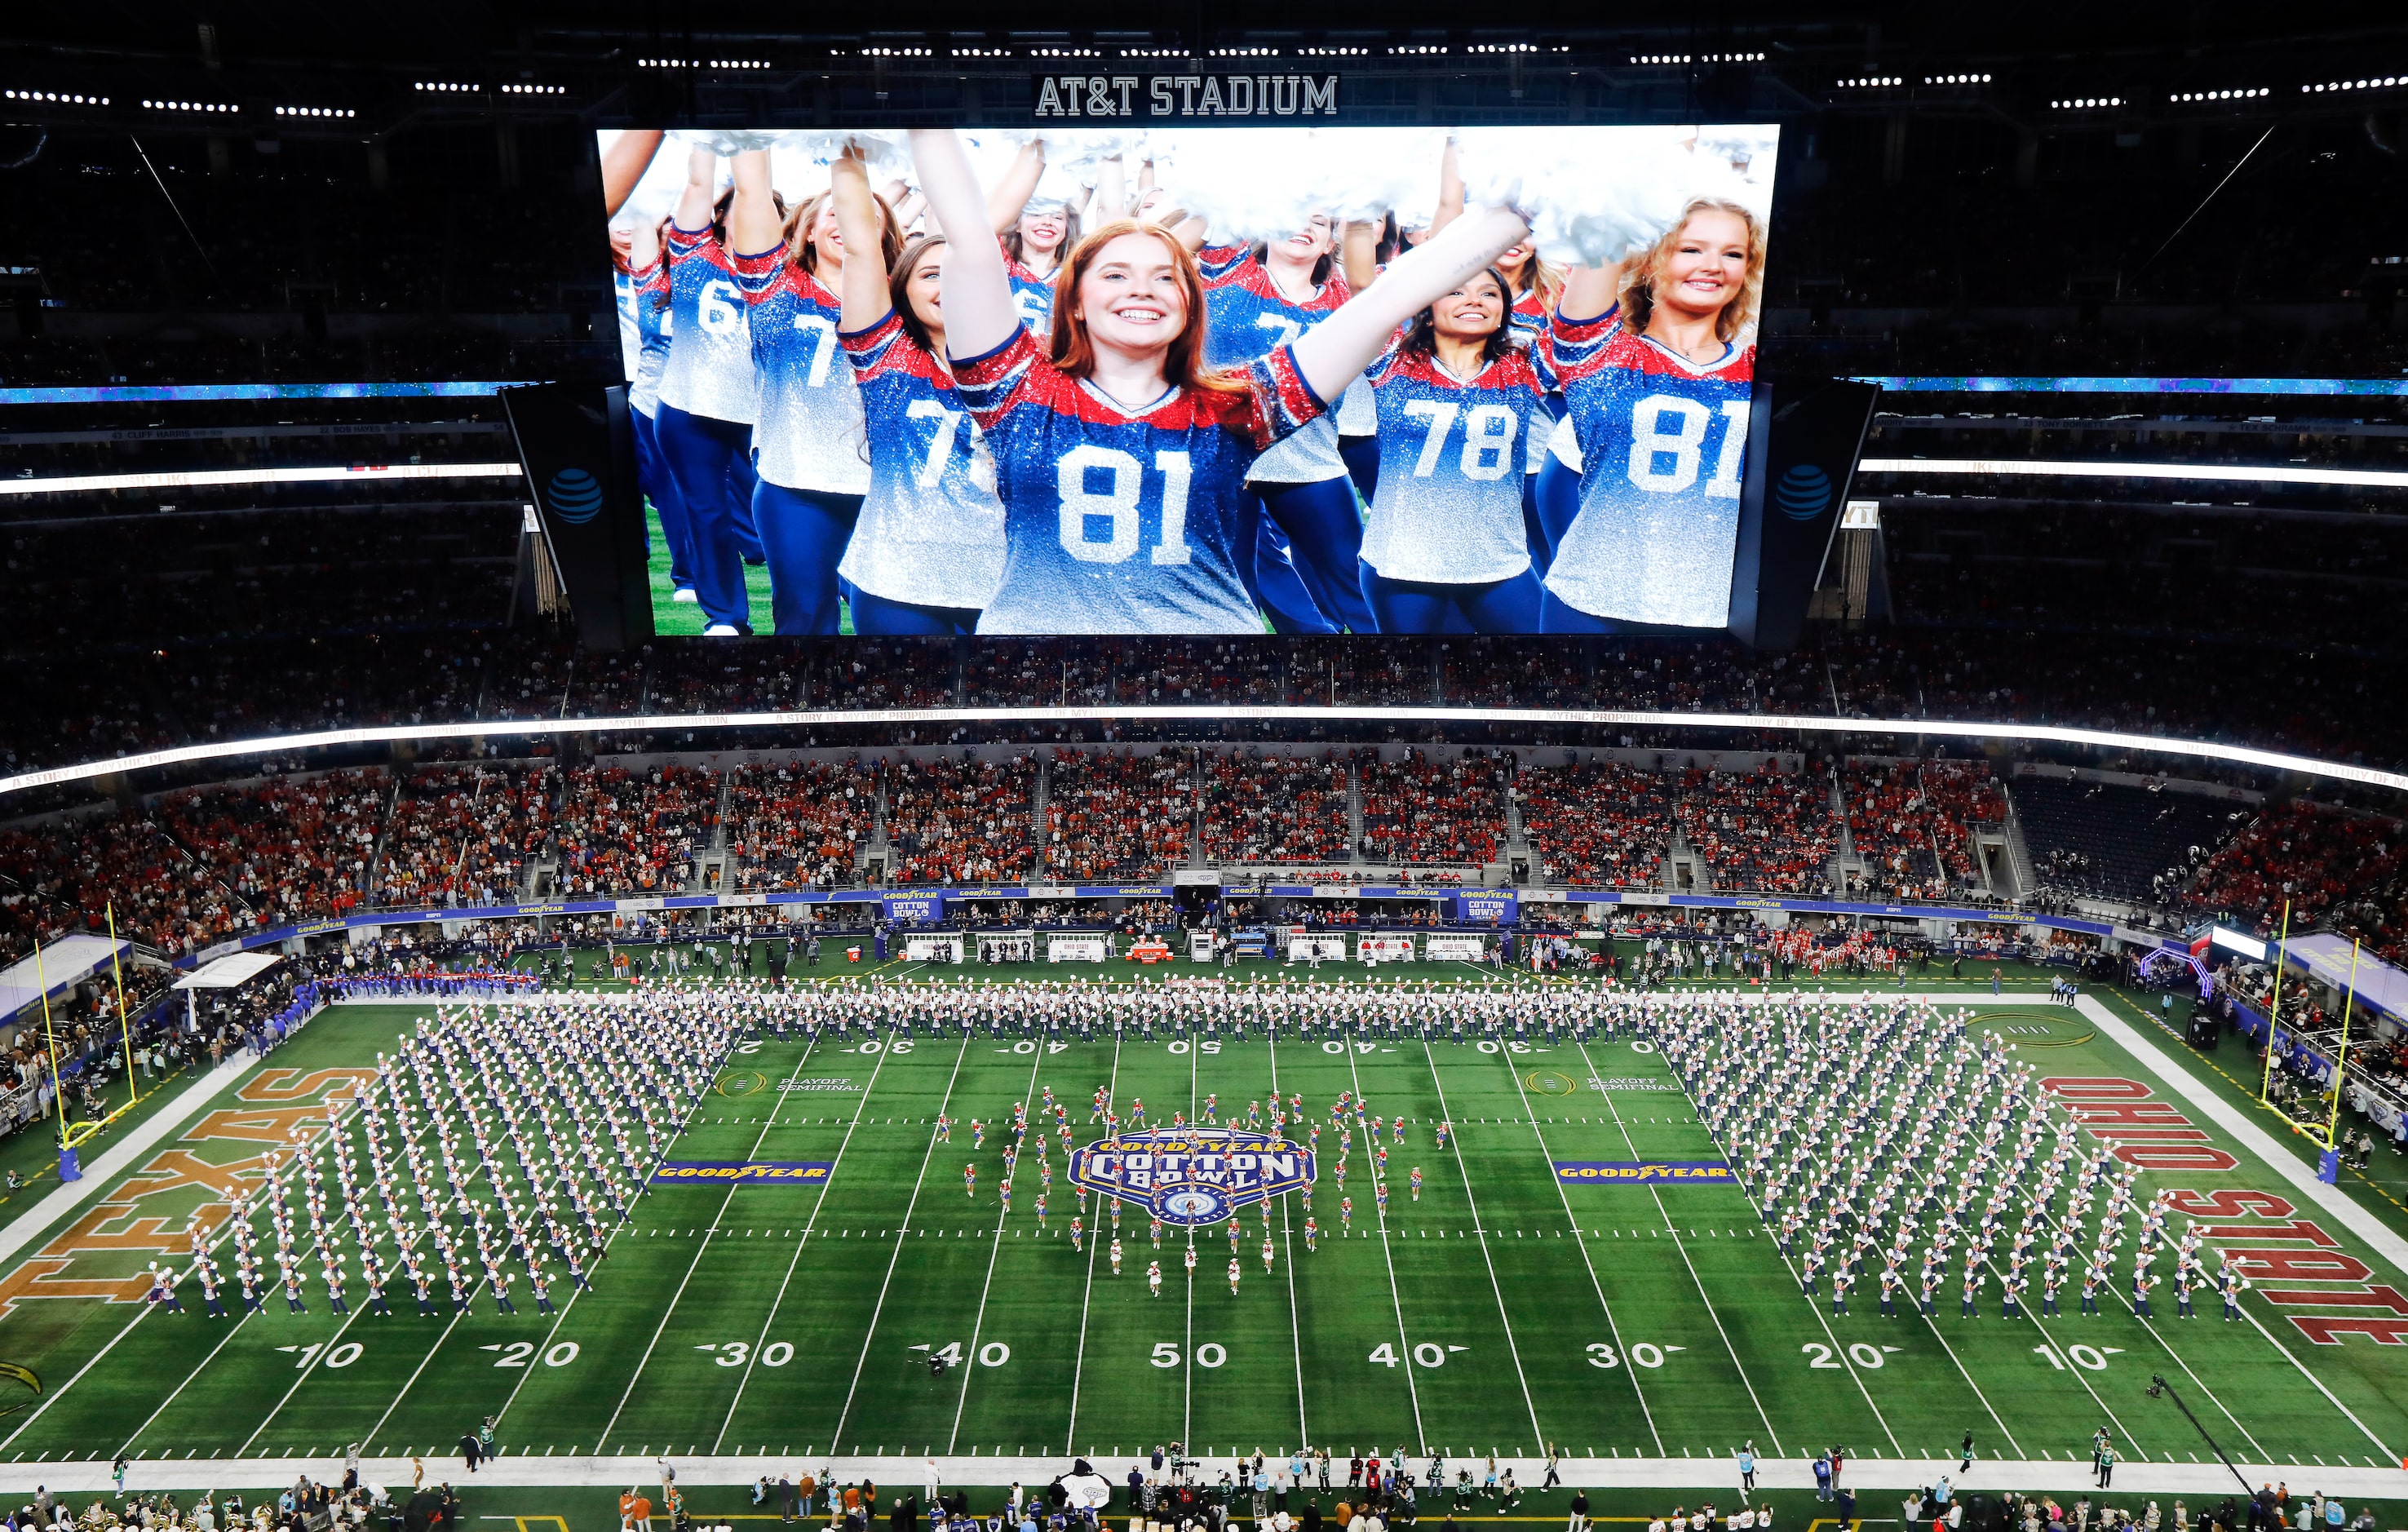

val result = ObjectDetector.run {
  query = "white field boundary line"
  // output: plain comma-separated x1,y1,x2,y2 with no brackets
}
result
77,1451,2408,1496
9,706,2406,802
2073,995,2400,1459
0,1055,255,1267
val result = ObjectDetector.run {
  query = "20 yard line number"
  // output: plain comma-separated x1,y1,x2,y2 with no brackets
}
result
482,1340,580,1368
1804,1343,1899,1370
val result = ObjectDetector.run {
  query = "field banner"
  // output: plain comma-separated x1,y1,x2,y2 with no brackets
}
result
1357,936,1416,963
1070,1127,1315,1224
1554,1160,1735,1184
1423,933,1489,961
652,1160,834,1185
1288,934,1348,961
883,892,948,922
1456,890,1518,925
1049,936,1110,963
904,933,965,963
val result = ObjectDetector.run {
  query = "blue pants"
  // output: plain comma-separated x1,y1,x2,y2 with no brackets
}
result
631,407,697,594
1236,499,1334,634
655,404,759,630
1339,435,1380,507
1250,476,1374,632
1538,589,1624,634
751,480,864,635
1531,453,1582,578
1360,564,1545,634
852,588,979,636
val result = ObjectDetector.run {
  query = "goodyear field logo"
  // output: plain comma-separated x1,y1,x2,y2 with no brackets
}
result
1070,1127,1313,1225
1554,1161,1733,1184
651,1160,833,1185
546,467,604,525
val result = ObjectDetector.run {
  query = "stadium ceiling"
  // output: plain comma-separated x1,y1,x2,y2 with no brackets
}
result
2,705,2403,802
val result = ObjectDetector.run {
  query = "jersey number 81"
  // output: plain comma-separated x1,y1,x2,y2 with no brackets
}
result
1057,445,1194,566
1626,395,1750,498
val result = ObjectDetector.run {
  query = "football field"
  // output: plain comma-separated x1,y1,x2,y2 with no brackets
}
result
2,975,2406,1494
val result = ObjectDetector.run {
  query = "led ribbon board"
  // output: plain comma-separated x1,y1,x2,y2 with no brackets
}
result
1069,1127,1314,1225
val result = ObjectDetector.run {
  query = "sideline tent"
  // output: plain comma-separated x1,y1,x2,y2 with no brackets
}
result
0,933,132,1034
169,952,283,1028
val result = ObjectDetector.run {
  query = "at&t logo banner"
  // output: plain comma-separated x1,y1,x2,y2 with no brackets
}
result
1070,1127,1314,1224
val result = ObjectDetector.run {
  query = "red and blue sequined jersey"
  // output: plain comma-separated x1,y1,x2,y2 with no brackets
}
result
729,251,871,494
949,324,1326,634
1199,246,1352,484
656,226,757,425
1357,343,1558,586
835,310,1007,612
1001,237,1059,333
1544,310,1755,628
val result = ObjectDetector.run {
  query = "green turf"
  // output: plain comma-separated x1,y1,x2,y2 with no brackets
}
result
2,981,2405,1477
644,504,846,636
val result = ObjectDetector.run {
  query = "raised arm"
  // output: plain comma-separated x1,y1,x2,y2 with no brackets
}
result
985,139,1047,235
672,144,719,232
1428,139,1466,240
1095,154,1127,220
600,130,666,219
728,148,784,256
1560,259,1629,322
1289,206,1528,405
830,148,892,334
910,128,1021,360
630,215,663,271
1339,219,1383,291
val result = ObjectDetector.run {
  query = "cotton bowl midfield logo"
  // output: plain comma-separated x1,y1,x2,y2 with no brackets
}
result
1069,1127,1314,1225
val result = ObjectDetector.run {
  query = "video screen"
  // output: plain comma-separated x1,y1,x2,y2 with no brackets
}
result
599,123,1778,637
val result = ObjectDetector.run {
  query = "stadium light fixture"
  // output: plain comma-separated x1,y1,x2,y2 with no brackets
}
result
414,81,478,93
1857,456,2408,489
2305,75,2401,92
498,83,565,95
4,90,109,104
7,702,2406,804
1632,55,1694,64
950,48,1013,57
141,99,237,113
1836,77,1904,88
1297,48,1370,56
2171,88,2269,102
2048,97,2123,108
1921,73,1992,85
274,105,356,118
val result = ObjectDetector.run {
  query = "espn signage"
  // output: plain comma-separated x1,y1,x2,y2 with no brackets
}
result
1034,74,1339,119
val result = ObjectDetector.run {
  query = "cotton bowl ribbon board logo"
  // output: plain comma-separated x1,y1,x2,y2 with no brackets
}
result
546,467,604,525
1775,464,1831,522
1069,1127,1314,1225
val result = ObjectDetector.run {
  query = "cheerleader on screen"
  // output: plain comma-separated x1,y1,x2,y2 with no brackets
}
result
610,215,697,604
826,147,1006,635
1543,197,1764,631
728,147,904,635
907,127,1531,635
657,145,768,635
985,139,1091,331
1355,267,1556,633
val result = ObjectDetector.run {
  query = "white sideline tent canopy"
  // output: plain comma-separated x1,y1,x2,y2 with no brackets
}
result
0,934,132,1034
170,952,283,1026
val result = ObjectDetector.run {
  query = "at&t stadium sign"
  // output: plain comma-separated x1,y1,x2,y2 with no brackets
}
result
1069,1127,1314,1225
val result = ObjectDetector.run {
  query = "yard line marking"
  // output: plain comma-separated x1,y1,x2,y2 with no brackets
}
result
945,1039,1060,1454
1406,1043,1542,1449
1184,1027,1199,1447
827,1033,977,1451
599,1026,881,1451
1578,1033,1907,1457
1314,1034,1424,1450
1496,1046,1664,1455
490,1026,826,1445
1061,1034,1124,1451
1267,1037,1308,1450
